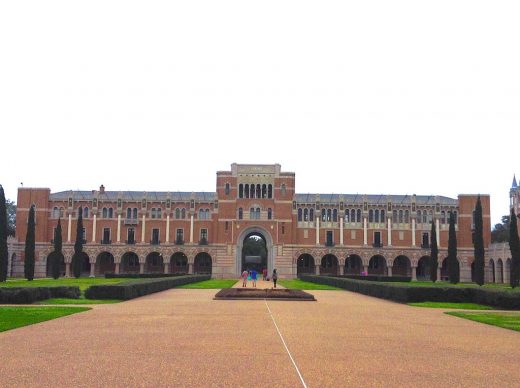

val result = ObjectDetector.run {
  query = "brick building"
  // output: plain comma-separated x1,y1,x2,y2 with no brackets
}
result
10,163,491,281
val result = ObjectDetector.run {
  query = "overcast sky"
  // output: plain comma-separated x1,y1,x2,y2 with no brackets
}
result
1,1,519,225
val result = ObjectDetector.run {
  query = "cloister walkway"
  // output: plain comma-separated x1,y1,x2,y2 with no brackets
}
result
1,288,519,387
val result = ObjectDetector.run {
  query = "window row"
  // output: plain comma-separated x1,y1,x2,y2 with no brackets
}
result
237,207,273,220
238,184,273,199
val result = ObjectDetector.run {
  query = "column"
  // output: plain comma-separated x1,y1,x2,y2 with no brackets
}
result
436,219,440,248
139,263,145,274
363,217,368,246
164,262,169,274
141,215,146,243
412,218,416,246
363,265,368,275
412,266,417,281
92,214,97,243
387,217,392,246
339,264,345,276
387,266,392,277
89,262,95,278
115,263,120,275
340,218,344,245
166,215,170,243
67,214,72,242
189,263,194,274
190,215,194,244
315,264,320,275
436,267,441,282
315,217,320,245
65,262,71,277
117,214,121,243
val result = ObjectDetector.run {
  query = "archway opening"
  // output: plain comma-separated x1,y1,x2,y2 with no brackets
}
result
497,259,504,283
80,253,91,276
297,254,315,276
194,252,212,274
368,255,387,275
345,254,362,275
171,252,188,274
121,252,140,273
321,254,338,275
96,252,115,276
440,257,448,281
393,255,411,277
488,259,495,283
46,252,65,278
241,232,267,273
146,252,164,273
417,256,431,280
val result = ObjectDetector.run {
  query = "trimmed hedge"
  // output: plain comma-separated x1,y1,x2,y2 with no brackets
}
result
299,275,520,310
0,286,80,304
105,273,188,279
338,275,411,282
85,275,210,300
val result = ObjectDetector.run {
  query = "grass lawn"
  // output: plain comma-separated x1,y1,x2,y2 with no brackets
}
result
177,279,238,289
446,312,520,332
408,302,493,310
0,306,91,332
278,279,340,290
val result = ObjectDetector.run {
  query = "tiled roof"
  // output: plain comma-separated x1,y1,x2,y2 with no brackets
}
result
50,191,216,202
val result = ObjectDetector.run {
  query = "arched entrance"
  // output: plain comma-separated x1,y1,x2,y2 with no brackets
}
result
170,252,188,274
297,254,315,275
393,255,411,277
321,254,338,275
440,257,448,281
194,252,212,274
417,256,431,280
121,252,140,273
368,255,387,275
236,227,274,276
345,254,362,275
497,259,504,283
96,252,115,276
79,253,90,276
145,252,164,273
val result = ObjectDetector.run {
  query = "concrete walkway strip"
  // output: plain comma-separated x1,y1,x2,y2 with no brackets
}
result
265,299,307,388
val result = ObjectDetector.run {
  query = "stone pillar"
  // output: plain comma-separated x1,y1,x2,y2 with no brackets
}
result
363,217,368,246
166,215,170,243
139,263,145,274
115,263,120,275
141,215,146,243
117,214,121,243
316,217,320,245
412,266,417,281
339,264,345,276
315,264,320,275
387,218,392,246
92,214,97,243
363,265,368,274
436,219,440,248
340,218,344,246
437,267,441,282
164,262,169,274
67,214,72,242
65,262,71,277
189,263,194,274
190,215,194,244
412,218,416,247
89,262,95,278
387,266,393,277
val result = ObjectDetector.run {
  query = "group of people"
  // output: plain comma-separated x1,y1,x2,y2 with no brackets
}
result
241,268,278,288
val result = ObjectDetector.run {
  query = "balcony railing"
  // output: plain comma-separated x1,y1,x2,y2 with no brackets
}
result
124,218,139,225
101,239,112,245
325,241,335,247
372,242,383,248
125,239,136,245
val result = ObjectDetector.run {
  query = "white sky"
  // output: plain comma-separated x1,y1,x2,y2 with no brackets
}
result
1,1,519,226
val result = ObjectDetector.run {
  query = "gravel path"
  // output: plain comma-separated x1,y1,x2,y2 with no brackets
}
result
1,289,519,387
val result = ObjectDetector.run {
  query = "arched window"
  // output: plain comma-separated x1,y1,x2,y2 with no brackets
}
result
453,211,458,224
298,208,303,222
256,184,261,199
175,208,180,219
423,211,428,224
356,209,361,223
59,207,64,217
102,207,108,218
225,183,230,195
262,184,267,198
428,211,433,223
151,208,156,218
239,184,243,198
369,209,374,223
281,184,286,197
245,184,250,198
404,210,409,223
333,209,338,222
392,210,398,223
84,207,89,218
133,208,138,219
321,209,326,222
375,209,380,223
399,210,403,224
351,209,355,223
250,207,255,219
441,210,446,224
127,208,132,219
381,209,385,222
205,209,210,219
108,208,113,218
199,209,205,219
53,207,59,218
238,208,243,220
181,208,186,219
327,209,332,222
268,184,273,198
268,208,272,220
256,207,261,219
345,210,350,223
303,208,309,221
417,210,422,224
310,208,314,221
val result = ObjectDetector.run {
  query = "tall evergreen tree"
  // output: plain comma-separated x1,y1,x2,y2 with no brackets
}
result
473,195,485,286
0,185,8,282
430,220,438,282
509,208,520,288
51,217,63,279
71,207,83,278
447,212,459,284
24,205,36,281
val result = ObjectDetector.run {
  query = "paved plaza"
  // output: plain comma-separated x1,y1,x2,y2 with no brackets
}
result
1,287,520,387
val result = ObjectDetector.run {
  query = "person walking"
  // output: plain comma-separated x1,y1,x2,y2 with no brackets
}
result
251,269,257,287
272,268,278,288
241,269,248,287
262,268,267,281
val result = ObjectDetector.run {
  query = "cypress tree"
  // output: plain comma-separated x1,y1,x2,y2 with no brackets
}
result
0,185,8,282
24,205,35,281
447,212,459,284
430,220,438,282
51,217,63,279
473,195,485,286
71,207,83,278
509,208,520,288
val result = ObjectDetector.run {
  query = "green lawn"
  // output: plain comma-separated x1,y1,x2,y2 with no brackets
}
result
408,302,493,310
0,306,91,332
446,312,520,332
177,279,238,289
278,279,340,290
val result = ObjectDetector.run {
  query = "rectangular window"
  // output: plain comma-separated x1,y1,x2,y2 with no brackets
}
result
326,231,334,246
82,227,86,243
422,232,429,248
373,231,381,247
176,229,184,244
152,228,160,244
200,228,208,241
127,228,135,244
103,228,111,244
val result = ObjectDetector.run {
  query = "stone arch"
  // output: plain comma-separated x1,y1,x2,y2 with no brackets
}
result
497,259,504,284
145,251,164,273
96,252,115,276
488,259,495,283
345,254,362,275
417,256,431,280
368,255,387,275
121,251,140,273
235,226,274,276
296,254,315,276
194,252,212,274
77,252,91,276
170,252,188,274
320,254,338,275
393,255,411,277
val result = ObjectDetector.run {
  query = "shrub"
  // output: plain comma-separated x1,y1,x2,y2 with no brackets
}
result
0,286,80,304
336,275,411,282
85,275,210,300
104,273,188,279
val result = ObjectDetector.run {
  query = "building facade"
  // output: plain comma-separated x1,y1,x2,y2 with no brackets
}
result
10,164,491,281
